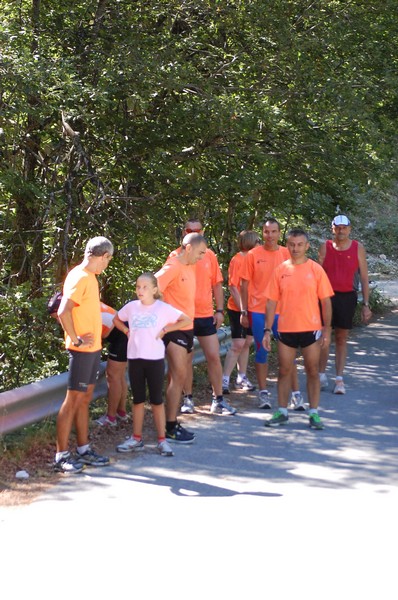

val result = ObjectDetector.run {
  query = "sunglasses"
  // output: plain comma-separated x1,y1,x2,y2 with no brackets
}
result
185,228,203,234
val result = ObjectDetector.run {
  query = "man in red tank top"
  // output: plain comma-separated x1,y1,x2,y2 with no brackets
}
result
318,215,372,394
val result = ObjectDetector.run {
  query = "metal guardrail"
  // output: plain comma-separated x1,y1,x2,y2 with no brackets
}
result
0,328,232,436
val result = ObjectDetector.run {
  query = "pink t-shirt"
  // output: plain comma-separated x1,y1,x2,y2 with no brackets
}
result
117,300,182,360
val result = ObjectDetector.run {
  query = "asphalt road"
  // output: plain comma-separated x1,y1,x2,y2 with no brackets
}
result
1,307,397,600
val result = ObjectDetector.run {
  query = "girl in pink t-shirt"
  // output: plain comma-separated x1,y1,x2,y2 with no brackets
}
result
113,273,191,456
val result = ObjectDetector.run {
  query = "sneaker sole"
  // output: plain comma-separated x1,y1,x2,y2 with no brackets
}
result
264,420,289,427
259,404,272,410
309,422,325,430
80,459,111,466
166,437,195,444
116,446,144,453
293,406,306,412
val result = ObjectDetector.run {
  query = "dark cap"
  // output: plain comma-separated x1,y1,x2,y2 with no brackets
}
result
47,291,62,315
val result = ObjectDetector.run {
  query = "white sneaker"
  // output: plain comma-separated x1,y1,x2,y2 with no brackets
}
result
289,392,306,411
258,390,272,409
210,398,237,415
319,373,328,391
96,414,117,427
157,440,174,456
333,380,346,395
181,395,195,414
235,375,256,391
116,437,144,453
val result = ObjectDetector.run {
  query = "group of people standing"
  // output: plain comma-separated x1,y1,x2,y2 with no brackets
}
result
52,214,372,473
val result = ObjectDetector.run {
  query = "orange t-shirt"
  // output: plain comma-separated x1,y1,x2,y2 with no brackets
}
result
265,259,334,332
61,265,102,352
227,252,245,312
241,245,290,312
155,257,196,329
168,247,223,318
100,302,116,338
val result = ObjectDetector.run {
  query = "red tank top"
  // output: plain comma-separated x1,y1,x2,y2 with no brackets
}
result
322,239,359,292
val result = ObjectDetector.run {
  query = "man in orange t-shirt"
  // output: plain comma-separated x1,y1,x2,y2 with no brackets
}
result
263,228,333,430
240,218,290,408
156,233,206,444
54,236,114,473
169,219,237,417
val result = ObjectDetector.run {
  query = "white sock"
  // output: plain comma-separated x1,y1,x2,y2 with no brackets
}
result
55,451,69,462
77,444,89,455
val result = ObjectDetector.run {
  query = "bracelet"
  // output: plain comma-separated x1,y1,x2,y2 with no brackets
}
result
215,309,224,314
264,328,272,334
72,336,83,347
241,310,248,316
362,302,369,307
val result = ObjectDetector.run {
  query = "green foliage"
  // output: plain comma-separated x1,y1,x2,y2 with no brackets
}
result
1,0,398,388
0,284,68,391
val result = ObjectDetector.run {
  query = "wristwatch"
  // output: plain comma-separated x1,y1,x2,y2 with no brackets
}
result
362,302,369,307
72,336,83,347
241,310,248,316
264,328,272,334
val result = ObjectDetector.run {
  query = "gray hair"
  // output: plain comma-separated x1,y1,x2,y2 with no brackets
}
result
85,236,114,258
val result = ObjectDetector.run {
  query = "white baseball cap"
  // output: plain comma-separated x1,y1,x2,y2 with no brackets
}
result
332,215,351,226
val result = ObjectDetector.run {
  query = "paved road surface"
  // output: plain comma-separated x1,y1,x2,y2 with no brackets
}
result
1,309,397,600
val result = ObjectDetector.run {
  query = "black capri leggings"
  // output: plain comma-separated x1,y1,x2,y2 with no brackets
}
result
128,358,165,405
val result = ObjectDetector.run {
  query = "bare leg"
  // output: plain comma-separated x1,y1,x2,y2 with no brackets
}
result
276,342,296,408
302,342,322,409
152,404,167,440
223,338,246,378
197,334,223,396
165,343,189,422
334,327,349,377
255,362,269,390
105,359,128,416
56,385,94,452
132,403,145,438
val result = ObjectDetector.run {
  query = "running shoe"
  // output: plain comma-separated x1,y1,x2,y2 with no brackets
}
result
333,380,346,395
258,390,272,409
181,395,195,414
289,392,306,412
210,397,237,415
309,413,325,430
222,377,230,395
166,423,195,444
319,373,328,391
116,437,144,453
264,409,289,427
235,375,256,391
53,452,84,474
96,414,117,427
116,412,130,423
77,447,110,466
157,440,174,456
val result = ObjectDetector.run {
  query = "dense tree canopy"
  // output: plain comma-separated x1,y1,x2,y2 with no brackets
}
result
1,0,398,389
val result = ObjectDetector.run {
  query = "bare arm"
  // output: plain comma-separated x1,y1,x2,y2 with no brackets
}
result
320,297,332,348
228,284,241,311
157,313,192,339
240,279,249,327
358,243,372,323
318,242,326,265
262,299,277,352
113,314,129,336
212,281,225,329
57,298,94,348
